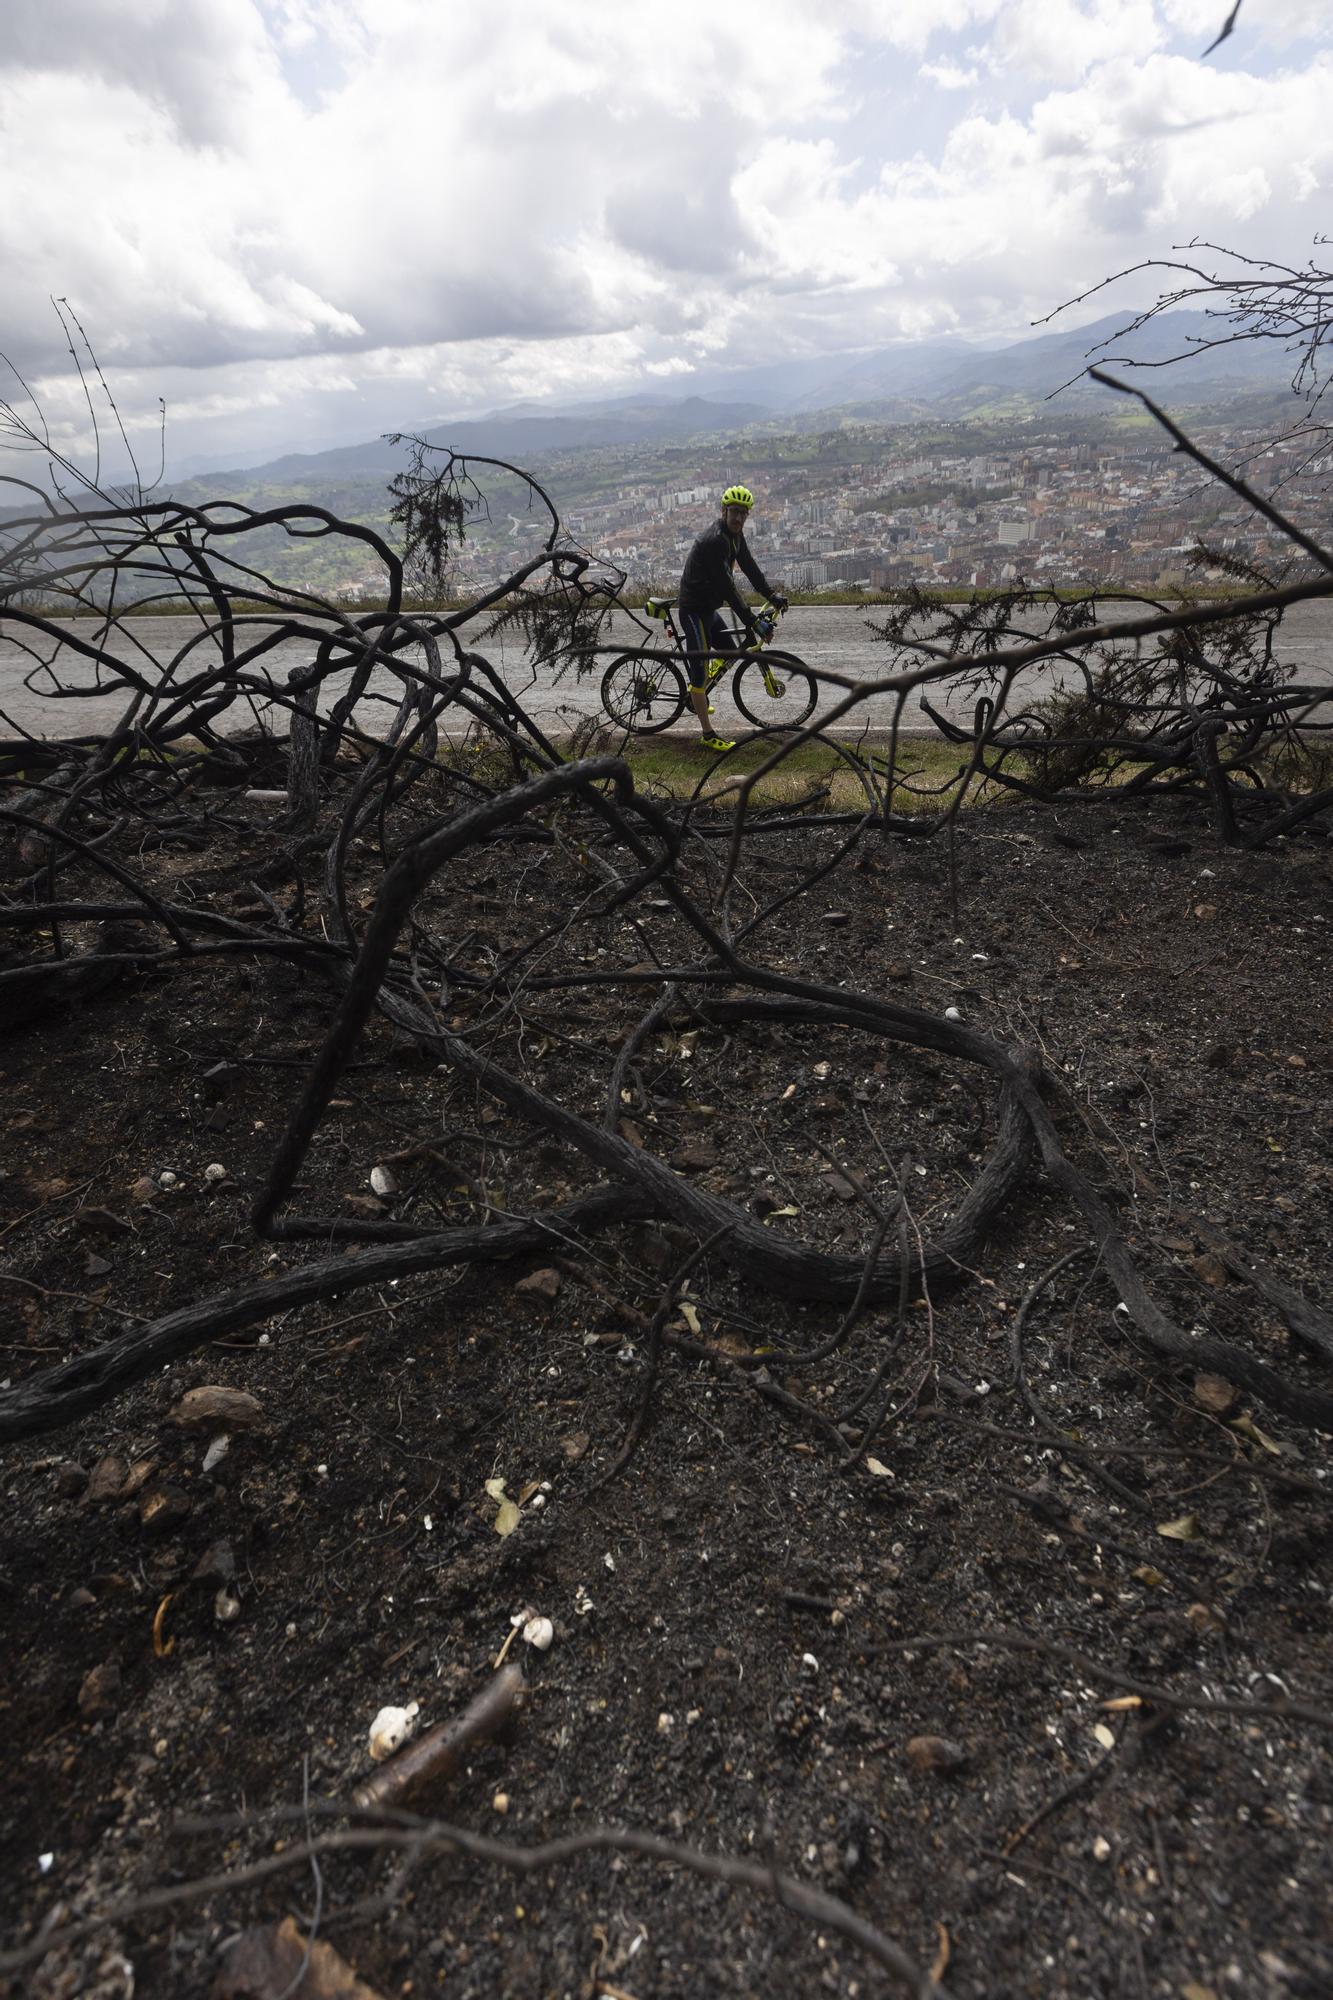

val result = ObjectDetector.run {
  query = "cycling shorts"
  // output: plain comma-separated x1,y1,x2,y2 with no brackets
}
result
678,607,731,693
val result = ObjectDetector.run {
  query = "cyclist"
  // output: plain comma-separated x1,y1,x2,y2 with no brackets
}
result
678,484,788,750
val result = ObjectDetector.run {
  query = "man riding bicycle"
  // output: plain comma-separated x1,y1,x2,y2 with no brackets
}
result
678,485,788,751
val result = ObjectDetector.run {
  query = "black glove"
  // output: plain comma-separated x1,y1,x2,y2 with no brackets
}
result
771,593,789,614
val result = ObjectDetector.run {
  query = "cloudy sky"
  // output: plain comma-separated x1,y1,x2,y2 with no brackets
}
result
3,0,1330,473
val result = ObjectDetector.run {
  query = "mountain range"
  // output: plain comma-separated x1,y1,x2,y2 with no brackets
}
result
182,309,1303,492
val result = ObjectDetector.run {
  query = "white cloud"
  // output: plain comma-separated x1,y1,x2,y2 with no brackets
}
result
2,0,1330,468
922,59,980,88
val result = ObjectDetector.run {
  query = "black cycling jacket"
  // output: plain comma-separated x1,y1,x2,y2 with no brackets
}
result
678,517,779,628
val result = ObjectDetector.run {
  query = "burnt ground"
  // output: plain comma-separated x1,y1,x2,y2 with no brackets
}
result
1,784,1331,2000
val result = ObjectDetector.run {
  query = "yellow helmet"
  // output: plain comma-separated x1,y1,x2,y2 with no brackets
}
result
721,485,754,510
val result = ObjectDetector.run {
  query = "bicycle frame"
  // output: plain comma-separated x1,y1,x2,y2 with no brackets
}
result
643,596,785,692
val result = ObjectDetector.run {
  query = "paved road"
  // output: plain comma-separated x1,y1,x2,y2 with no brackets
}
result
2,601,1330,740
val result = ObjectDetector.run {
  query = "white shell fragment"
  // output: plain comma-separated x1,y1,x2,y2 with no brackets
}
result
944,1006,963,1022
522,1615,554,1651
203,1163,227,1183
368,1701,420,1761
202,1434,230,1473
370,1165,398,1198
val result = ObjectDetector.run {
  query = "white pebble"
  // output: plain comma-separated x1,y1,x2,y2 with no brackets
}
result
202,1434,230,1473
370,1165,398,1198
944,1006,963,1022
1092,1835,1112,1862
492,1791,510,1815
522,1615,554,1651
157,1170,179,1189
656,1711,674,1734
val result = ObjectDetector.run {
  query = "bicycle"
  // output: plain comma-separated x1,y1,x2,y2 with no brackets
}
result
599,599,818,736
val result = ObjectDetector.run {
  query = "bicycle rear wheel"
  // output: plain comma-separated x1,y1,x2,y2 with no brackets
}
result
600,653,688,734
733,653,818,730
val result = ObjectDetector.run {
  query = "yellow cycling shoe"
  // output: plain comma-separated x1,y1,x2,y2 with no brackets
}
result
699,734,735,753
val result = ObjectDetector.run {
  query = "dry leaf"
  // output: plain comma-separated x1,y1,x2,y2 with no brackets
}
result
679,1301,701,1335
1133,1565,1166,1587
1230,1411,1282,1456
1157,1513,1201,1541
865,1457,894,1478
484,1478,522,1538
151,1593,175,1659
1100,1695,1143,1711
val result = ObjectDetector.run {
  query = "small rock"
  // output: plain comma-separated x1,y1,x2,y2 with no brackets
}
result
1191,1254,1229,1291
54,1462,88,1499
671,1143,719,1172
202,1061,240,1102
368,1702,419,1761
67,1586,97,1610
192,1539,237,1585
121,1457,157,1499
171,1386,266,1432
884,962,913,983
369,1165,398,1199
78,1660,123,1719
943,1006,963,1023
904,1734,968,1774
1193,1373,1239,1416
138,1484,191,1533
130,1175,157,1204
75,1207,134,1237
1092,1835,1112,1862
86,1454,128,1505
492,1791,510,1814
82,1251,112,1279
515,1267,560,1302
561,1432,590,1463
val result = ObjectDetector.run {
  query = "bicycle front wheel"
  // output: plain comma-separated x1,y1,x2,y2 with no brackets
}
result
600,653,688,734
733,653,818,730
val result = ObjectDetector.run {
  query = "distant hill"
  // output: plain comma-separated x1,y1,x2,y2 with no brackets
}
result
178,310,1302,495
187,397,772,491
